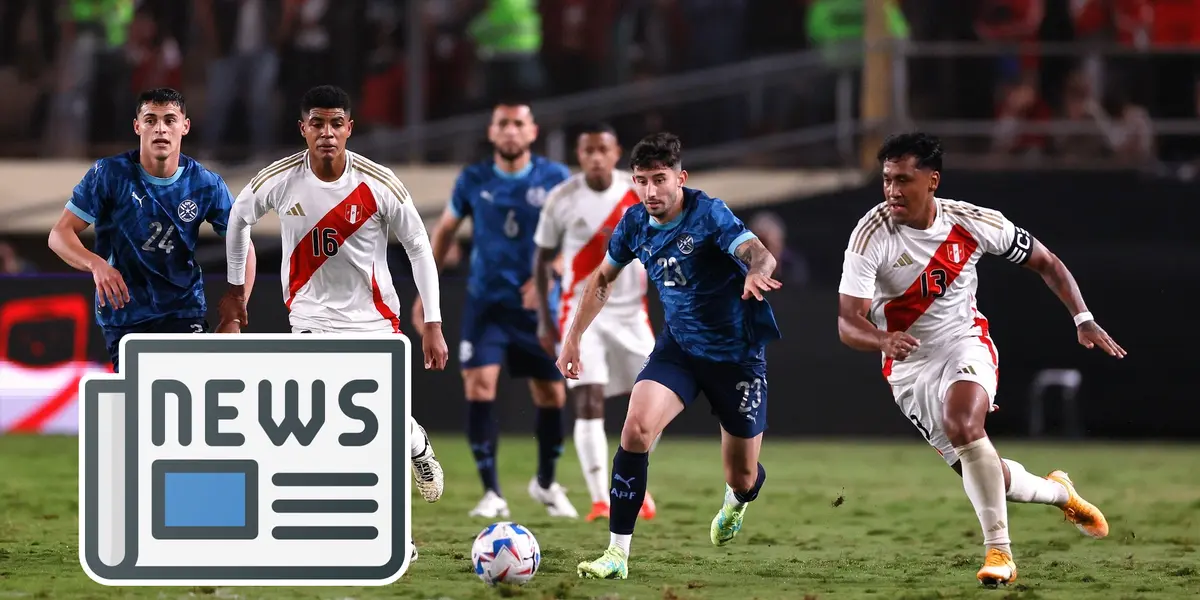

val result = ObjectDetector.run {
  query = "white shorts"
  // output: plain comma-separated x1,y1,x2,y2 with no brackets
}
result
888,336,999,466
569,313,656,398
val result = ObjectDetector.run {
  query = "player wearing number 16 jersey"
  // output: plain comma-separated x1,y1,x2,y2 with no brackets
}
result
837,133,1126,588
221,86,449,565
47,88,252,370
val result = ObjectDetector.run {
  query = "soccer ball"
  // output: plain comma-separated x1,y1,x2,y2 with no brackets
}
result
471,521,541,585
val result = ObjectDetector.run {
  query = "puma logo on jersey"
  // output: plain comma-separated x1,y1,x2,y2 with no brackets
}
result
131,191,144,208
893,252,914,268
285,203,306,217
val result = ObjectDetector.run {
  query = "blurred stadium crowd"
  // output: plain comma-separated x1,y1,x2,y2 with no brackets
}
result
0,0,1197,167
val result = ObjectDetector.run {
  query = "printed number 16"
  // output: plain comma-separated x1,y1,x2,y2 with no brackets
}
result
656,256,688,287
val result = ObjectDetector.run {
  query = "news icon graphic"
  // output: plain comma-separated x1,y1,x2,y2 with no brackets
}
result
78,333,412,586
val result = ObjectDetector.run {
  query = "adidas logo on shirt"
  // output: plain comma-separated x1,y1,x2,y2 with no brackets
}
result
285,203,306,217
893,252,914,268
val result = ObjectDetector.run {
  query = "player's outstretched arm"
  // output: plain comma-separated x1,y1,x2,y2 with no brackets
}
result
411,207,462,337
733,237,781,300
48,209,130,308
557,261,622,379
1021,239,1127,358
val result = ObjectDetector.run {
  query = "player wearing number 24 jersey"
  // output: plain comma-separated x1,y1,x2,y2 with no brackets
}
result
47,88,249,370
837,132,1125,588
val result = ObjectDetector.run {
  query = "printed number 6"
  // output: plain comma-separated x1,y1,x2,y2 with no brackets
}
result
504,209,519,238
656,256,688,287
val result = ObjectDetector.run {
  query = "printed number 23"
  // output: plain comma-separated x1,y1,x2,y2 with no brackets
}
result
656,256,688,287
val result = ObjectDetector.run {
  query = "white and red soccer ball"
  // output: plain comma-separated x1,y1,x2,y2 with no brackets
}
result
471,521,541,585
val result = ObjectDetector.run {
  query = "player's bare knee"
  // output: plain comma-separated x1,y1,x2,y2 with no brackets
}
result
530,378,565,408
942,381,990,447
463,368,498,401
618,417,656,453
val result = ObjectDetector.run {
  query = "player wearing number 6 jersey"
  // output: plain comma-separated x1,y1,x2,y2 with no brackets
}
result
837,133,1126,588
47,88,254,370
420,101,577,520
220,86,449,565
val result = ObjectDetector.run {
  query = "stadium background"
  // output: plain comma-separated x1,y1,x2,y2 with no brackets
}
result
0,0,1196,442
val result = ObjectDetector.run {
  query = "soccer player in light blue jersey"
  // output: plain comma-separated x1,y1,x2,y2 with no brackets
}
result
416,101,577,519
559,133,783,580
47,88,255,369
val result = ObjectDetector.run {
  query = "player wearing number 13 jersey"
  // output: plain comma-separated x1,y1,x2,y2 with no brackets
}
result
837,133,1125,588
47,88,245,370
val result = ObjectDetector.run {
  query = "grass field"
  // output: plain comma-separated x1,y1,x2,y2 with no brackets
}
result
1,434,1198,600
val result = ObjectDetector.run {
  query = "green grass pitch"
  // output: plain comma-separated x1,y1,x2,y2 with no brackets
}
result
1,434,1198,599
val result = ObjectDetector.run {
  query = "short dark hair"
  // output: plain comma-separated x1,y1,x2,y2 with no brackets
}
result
135,88,186,116
301,85,352,115
578,122,618,138
629,132,682,171
876,132,943,171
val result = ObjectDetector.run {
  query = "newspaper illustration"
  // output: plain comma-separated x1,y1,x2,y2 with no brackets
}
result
78,333,411,586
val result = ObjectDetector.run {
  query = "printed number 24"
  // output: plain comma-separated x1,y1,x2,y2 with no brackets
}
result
656,256,688,287
141,221,175,254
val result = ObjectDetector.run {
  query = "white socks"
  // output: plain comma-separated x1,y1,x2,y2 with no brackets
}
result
1003,459,1069,506
574,418,609,503
955,437,1011,554
610,533,631,556
409,416,429,459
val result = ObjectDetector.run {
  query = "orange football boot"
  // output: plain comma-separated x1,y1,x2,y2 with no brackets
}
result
976,547,1017,588
1046,470,1109,538
639,491,657,520
585,501,609,522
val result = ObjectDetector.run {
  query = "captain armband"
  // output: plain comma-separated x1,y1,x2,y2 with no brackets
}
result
1001,226,1033,265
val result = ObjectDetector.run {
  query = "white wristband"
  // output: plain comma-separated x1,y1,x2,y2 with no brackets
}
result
1073,311,1094,327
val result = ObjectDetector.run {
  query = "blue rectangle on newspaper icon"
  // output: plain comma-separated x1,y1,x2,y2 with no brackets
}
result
164,473,246,527
152,459,259,540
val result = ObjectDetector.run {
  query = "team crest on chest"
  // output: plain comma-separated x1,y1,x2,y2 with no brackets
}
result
345,203,363,224
946,242,965,264
676,234,695,255
526,186,547,207
177,199,199,223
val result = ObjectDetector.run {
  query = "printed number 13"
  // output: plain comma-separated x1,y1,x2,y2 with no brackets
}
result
656,256,688,287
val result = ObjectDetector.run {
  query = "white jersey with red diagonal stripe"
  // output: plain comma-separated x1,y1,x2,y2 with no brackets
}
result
231,150,424,333
837,197,1034,382
533,170,649,330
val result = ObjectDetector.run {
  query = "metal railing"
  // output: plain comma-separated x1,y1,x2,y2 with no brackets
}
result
371,40,1200,170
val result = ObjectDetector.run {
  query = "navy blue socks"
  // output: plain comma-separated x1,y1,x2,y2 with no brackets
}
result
467,401,500,494
608,446,650,535
535,407,564,489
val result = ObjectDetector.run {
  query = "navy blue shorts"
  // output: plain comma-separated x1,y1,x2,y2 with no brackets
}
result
458,300,562,381
635,333,768,438
103,317,208,370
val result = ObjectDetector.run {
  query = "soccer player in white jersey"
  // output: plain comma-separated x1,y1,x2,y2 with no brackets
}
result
532,123,659,523
218,85,450,563
837,133,1127,588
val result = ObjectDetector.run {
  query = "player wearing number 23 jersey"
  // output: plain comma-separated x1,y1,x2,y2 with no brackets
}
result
66,149,233,365
450,155,570,375
606,187,782,435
